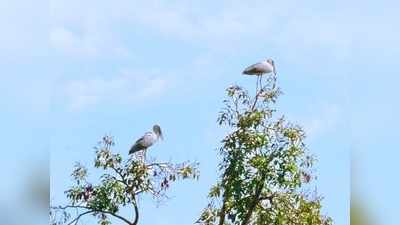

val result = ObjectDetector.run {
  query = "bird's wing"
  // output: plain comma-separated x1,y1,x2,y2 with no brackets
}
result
243,62,268,74
129,132,157,154
243,61,274,75
133,137,144,145
129,137,145,154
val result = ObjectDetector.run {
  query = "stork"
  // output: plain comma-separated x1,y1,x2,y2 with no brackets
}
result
129,125,163,159
243,58,276,91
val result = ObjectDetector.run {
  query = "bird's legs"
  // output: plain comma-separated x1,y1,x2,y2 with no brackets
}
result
256,75,261,93
256,74,263,94
137,150,147,163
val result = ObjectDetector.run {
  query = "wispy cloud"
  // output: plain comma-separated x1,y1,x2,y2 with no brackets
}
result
49,0,400,60
49,26,128,57
59,72,170,111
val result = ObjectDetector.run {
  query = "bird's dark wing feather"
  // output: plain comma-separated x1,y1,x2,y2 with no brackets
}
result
243,64,260,75
129,137,146,154
135,137,144,144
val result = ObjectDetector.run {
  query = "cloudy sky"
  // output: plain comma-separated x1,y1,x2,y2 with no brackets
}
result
2,0,400,225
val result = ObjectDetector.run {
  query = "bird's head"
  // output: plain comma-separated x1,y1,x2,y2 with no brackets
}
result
153,124,163,140
267,58,276,75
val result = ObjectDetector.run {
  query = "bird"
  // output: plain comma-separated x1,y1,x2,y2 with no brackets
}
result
242,58,276,91
129,124,163,155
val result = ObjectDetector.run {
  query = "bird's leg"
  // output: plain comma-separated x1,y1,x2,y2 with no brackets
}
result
256,75,260,93
259,75,263,91
256,76,258,93
136,151,146,163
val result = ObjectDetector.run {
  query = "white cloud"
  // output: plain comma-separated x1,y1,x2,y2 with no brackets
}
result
49,0,400,59
109,1,292,45
60,72,169,111
49,26,128,57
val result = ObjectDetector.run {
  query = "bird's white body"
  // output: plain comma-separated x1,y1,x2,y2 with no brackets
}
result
140,132,158,148
129,125,163,154
243,59,275,76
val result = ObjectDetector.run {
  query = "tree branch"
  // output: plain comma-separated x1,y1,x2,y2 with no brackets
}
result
218,193,228,225
241,174,267,225
67,210,95,225
110,164,126,184
251,85,263,111
217,166,233,225
132,196,139,225
146,162,171,169
54,205,133,225
105,174,127,187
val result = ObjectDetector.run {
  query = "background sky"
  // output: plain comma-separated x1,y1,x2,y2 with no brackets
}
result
2,1,400,225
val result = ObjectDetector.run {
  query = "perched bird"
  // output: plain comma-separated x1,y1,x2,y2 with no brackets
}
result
129,125,163,155
242,58,276,76
243,58,276,90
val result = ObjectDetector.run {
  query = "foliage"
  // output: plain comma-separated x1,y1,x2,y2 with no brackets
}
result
197,75,332,225
51,135,199,225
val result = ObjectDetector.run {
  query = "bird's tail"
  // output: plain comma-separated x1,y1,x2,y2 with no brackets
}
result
129,144,142,154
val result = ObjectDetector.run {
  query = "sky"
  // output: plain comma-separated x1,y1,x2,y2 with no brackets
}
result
1,1,400,225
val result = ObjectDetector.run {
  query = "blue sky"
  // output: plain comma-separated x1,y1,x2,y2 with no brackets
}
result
2,1,400,225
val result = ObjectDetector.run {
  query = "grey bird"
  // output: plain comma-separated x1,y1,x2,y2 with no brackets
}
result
243,58,276,90
243,58,276,76
129,125,163,154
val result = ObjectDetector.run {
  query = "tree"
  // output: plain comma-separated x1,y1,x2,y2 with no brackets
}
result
197,74,332,225
51,135,199,225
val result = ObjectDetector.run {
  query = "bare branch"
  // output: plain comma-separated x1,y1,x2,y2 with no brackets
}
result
54,205,133,225
67,210,94,225
132,196,139,225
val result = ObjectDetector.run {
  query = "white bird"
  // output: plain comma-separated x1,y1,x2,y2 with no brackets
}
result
243,58,276,90
129,125,163,155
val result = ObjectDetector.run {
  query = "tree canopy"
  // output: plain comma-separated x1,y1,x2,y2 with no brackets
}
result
197,75,332,225
51,135,199,225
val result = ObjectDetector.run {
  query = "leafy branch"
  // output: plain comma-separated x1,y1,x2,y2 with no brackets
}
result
51,135,199,225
